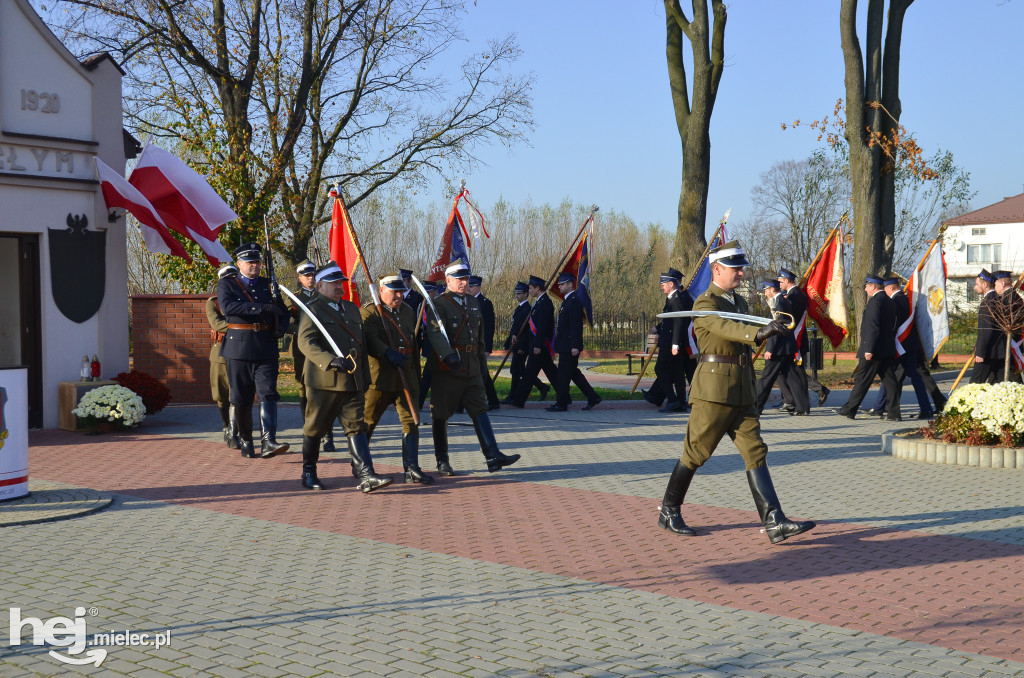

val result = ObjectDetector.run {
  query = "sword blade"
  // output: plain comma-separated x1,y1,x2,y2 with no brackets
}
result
657,310,772,325
279,286,344,358
409,275,453,351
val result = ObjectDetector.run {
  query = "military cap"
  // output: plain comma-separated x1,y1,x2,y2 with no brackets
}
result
513,281,529,294
777,267,797,282
556,272,576,285
528,275,546,289
992,270,1012,280
217,264,239,279
467,275,483,286
296,260,315,276
233,242,263,262
444,261,471,278
379,273,407,290
659,268,683,283
709,240,750,267
398,268,414,278
883,277,900,287
977,269,994,283
315,262,348,283
760,279,781,291
864,274,884,286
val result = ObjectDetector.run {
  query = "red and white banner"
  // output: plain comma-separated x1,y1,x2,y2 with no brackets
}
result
801,227,848,348
327,188,362,305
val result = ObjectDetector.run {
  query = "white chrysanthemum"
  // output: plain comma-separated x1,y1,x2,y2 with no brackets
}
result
72,385,146,428
946,382,1024,436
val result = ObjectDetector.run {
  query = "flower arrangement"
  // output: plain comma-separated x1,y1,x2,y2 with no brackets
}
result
72,384,146,432
920,382,1024,447
113,370,171,414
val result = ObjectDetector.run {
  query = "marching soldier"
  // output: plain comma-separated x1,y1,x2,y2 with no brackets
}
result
754,280,801,414
777,268,830,411
468,275,501,410
832,275,901,419
361,274,432,484
506,275,559,407
217,242,290,459
502,281,549,401
297,263,391,492
206,264,238,448
424,262,521,475
547,272,602,412
649,268,694,413
657,240,815,544
970,269,1000,384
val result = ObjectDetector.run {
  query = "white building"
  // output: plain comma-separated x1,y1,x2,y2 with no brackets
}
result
0,0,132,428
941,191,1024,312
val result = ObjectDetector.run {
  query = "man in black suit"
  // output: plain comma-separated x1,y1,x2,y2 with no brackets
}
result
501,281,549,401
648,268,694,413
468,275,501,410
547,272,602,412
400,268,423,313
832,275,900,420
507,275,559,407
992,270,1024,382
754,280,806,414
970,269,1001,384
777,268,829,410
217,242,291,458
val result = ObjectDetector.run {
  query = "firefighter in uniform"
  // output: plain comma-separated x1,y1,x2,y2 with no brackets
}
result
506,275,559,407
647,268,694,413
424,262,521,475
993,270,1024,382
297,263,391,492
658,240,816,544
546,272,602,412
361,273,432,484
502,281,549,401
776,268,829,412
217,242,290,459
754,280,800,414
206,264,238,447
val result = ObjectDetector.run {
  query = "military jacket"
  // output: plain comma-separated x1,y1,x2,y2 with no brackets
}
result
689,283,762,406
657,289,692,351
298,295,369,392
217,275,289,360
360,302,420,392
858,290,897,359
891,290,923,355
204,297,228,365
505,300,531,351
975,291,1002,360
477,293,496,352
424,291,486,378
527,294,555,353
554,291,586,354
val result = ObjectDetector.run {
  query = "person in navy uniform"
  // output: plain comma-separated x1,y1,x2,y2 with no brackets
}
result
507,275,559,407
400,268,423,313
832,275,900,420
970,269,1001,384
754,280,803,414
647,268,694,413
217,242,291,459
776,268,829,412
547,272,602,412
502,281,549,402
992,270,1024,382
467,274,501,411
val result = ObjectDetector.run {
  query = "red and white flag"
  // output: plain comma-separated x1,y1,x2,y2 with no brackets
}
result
801,226,848,348
129,145,235,265
95,157,191,261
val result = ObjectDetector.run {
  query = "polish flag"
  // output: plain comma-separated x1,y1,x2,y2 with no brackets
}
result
129,145,235,265
95,157,191,261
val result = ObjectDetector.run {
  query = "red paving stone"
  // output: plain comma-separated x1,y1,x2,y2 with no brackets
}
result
28,430,1024,663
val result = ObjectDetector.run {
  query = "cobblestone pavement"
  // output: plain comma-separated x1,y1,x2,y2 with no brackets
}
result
3,384,1023,677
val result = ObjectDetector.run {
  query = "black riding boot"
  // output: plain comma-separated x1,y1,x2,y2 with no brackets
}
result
259,401,290,458
402,427,434,484
323,429,336,452
747,465,816,544
218,403,232,445
301,435,325,490
658,461,697,536
432,418,456,475
471,413,520,473
298,396,307,426
236,406,256,458
347,432,392,493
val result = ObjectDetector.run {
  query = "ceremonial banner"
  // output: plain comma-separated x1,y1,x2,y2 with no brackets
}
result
682,220,728,355
909,243,949,361
802,228,848,348
328,189,362,305
427,185,487,281
556,216,594,326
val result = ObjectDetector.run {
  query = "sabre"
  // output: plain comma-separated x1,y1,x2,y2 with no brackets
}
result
658,310,796,330
280,286,358,372
410,274,453,354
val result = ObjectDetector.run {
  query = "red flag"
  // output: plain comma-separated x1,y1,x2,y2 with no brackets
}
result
328,191,361,305
801,228,849,348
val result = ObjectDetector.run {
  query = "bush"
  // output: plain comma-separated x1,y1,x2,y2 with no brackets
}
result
114,370,172,415
920,382,1024,447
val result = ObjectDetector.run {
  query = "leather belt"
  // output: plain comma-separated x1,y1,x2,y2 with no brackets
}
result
399,348,416,356
700,353,748,366
452,344,477,353
210,330,226,343
228,323,270,332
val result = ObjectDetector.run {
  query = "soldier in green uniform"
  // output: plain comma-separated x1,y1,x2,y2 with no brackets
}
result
205,264,238,447
658,240,817,544
297,263,391,493
424,262,521,475
361,273,432,484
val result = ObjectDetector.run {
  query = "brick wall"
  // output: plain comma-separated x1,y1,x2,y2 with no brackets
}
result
131,294,214,404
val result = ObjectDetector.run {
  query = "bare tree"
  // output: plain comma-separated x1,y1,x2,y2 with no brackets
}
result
664,0,726,272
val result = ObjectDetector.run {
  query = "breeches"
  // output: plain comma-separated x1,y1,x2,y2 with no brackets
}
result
304,389,366,438
681,400,768,471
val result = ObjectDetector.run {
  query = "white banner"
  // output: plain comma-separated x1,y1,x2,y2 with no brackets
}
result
913,245,950,360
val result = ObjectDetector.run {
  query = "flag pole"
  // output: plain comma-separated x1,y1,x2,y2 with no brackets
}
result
491,207,598,385
331,185,419,426
629,219,727,394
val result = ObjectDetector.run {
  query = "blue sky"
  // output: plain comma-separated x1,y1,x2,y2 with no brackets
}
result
426,0,1024,238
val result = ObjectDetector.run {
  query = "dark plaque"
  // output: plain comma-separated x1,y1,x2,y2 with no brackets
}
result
48,214,106,323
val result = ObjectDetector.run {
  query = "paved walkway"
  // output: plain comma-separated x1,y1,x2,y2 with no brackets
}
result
3,382,1023,677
